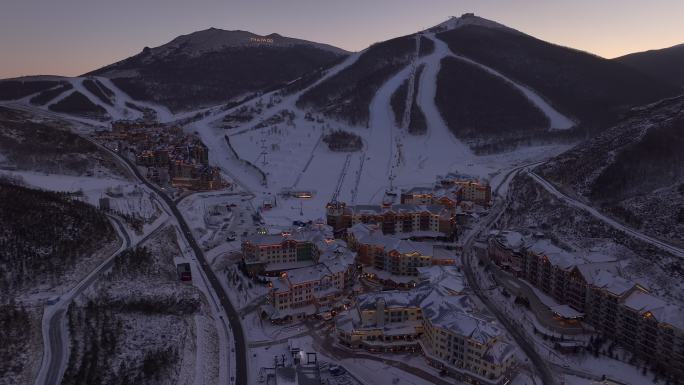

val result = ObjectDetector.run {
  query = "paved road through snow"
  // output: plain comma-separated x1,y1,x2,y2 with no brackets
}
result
528,171,684,259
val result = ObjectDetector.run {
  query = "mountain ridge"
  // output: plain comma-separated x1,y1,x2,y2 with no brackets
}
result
614,43,684,88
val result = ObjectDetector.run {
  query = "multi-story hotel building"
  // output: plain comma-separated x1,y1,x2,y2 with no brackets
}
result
400,178,492,208
326,201,457,239
346,223,457,287
487,230,684,380
336,283,516,385
265,243,356,322
241,225,335,273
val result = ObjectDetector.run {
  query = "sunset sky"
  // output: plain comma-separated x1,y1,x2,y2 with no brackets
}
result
1,0,682,78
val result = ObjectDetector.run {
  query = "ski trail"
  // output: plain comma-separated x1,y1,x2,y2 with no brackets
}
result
204,51,364,129
66,78,121,120
94,76,174,122
400,34,421,130
394,34,474,185
355,65,414,202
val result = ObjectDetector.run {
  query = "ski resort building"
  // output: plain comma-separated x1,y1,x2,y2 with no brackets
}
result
264,246,356,322
102,120,223,191
241,225,337,272
346,223,458,287
439,174,492,206
335,283,516,385
400,178,492,208
326,201,457,239
487,231,684,379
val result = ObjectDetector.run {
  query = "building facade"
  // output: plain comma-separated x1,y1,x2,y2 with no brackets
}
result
326,202,457,239
336,286,516,385
487,232,684,380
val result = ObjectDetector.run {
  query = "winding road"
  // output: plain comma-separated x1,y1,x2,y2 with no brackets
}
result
94,141,249,385
37,215,140,385
460,163,557,385
528,171,684,259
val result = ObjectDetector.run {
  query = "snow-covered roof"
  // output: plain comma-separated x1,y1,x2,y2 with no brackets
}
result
622,290,684,330
483,340,516,365
550,305,584,319
348,222,378,240
244,225,333,246
574,262,620,285
269,253,353,293
491,230,525,251
347,203,452,217
417,265,467,294
349,284,513,351
527,239,584,269
427,307,503,345
590,271,635,296
357,289,425,311
354,230,435,257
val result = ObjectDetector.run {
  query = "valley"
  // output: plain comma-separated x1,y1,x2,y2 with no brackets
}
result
1,12,683,385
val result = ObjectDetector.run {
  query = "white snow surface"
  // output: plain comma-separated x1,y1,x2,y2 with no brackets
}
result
183,32,573,228
1,75,173,126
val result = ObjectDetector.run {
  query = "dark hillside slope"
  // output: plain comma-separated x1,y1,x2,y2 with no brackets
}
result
538,95,684,245
436,56,549,152
0,106,124,176
437,25,680,131
0,181,115,294
0,79,63,100
615,43,684,88
86,29,347,112
48,91,109,119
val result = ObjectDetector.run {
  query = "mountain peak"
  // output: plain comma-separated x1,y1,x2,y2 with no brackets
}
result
430,13,522,34
147,28,347,58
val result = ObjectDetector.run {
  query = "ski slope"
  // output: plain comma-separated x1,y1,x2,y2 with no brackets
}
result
1,75,174,126
3,22,574,229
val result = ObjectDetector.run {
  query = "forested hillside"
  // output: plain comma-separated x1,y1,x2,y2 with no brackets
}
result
0,181,115,294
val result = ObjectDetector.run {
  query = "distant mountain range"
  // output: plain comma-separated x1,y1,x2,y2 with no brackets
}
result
297,14,680,151
0,15,681,148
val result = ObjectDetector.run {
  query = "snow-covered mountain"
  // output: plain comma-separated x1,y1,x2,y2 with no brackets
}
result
139,28,347,59
298,13,679,152
84,28,349,112
0,75,175,122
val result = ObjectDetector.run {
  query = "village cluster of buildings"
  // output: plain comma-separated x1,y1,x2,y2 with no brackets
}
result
400,175,492,207
240,188,518,384
335,266,516,385
241,224,357,322
103,120,223,190
347,223,458,287
487,230,684,379
326,176,491,239
325,201,458,239
323,178,490,287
